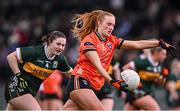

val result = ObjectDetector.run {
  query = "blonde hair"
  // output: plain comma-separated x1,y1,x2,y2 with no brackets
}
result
71,10,114,40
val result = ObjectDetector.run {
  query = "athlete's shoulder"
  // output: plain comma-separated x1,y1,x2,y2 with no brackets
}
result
31,45,44,53
83,32,97,41
110,35,123,41
18,45,43,56
23,44,42,48
80,32,97,47
20,45,43,51
134,56,148,64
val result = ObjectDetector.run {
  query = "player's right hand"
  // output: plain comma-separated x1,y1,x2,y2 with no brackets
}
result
15,72,28,89
110,79,128,91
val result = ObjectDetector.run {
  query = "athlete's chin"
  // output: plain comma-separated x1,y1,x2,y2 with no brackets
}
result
55,52,61,55
104,32,111,37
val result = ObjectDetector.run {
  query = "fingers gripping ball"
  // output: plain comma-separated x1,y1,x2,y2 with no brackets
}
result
120,69,140,91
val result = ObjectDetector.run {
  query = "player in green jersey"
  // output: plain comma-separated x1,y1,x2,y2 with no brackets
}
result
4,31,73,110
165,59,180,110
123,47,169,110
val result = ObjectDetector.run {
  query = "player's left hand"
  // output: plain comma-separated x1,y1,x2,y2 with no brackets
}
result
110,79,128,92
159,39,176,56
15,72,28,89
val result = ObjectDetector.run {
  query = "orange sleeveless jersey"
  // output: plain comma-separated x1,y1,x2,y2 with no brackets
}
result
72,32,123,90
42,70,62,94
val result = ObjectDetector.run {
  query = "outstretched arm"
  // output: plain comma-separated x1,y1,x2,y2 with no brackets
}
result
121,39,176,56
121,39,159,49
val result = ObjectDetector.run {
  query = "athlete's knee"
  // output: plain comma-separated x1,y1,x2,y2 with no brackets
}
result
83,103,105,110
6,103,16,110
94,105,105,110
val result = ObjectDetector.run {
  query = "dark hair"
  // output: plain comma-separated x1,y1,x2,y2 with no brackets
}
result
41,31,66,45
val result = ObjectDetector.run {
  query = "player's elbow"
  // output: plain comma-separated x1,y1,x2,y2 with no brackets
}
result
6,53,12,61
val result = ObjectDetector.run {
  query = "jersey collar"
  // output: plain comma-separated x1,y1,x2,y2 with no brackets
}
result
95,31,107,42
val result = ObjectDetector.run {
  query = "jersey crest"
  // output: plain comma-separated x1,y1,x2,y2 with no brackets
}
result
53,61,58,68
107,42,112,49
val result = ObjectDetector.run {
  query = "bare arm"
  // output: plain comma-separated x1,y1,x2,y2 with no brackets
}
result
121,39,159,49
6,51,20,74
113,62,121,80
84,51,112,83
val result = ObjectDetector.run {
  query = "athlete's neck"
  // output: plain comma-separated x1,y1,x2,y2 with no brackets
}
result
95,31,107,42
44,45,55,60
47,46,54,57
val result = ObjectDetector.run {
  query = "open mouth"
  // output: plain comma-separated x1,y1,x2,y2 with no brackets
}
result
56,50,62,53
108,31,112,34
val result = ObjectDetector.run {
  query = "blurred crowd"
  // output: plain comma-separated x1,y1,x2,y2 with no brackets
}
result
0,0,179,81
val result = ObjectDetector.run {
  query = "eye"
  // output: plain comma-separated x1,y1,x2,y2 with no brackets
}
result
56,43,61,45
57,42,65,47
107,23,111,26
107,23,115,27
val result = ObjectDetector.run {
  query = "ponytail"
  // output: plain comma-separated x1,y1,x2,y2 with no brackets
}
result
71,10,114,40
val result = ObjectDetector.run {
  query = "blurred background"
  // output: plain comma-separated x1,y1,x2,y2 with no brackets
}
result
0,0,179,110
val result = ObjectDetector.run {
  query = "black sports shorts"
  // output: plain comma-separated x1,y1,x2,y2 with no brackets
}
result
125,89,149,103
4,75,30,103
66,75,93,98
96,81,114,100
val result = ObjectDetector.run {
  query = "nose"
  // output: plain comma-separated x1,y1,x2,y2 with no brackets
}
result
109,26,114,31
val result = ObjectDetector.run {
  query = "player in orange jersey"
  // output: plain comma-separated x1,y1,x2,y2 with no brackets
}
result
62,10,176,110
38,70,63,110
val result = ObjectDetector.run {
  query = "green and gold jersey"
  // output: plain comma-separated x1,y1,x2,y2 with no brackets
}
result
165,73,180,106
16,45,72,96
133,55,162,93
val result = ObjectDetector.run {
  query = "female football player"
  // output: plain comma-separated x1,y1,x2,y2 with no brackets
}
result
62,10,176,110
123,47,169,110
4,31,73,110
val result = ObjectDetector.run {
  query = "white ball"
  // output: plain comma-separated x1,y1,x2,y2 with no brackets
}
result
120,69,140,91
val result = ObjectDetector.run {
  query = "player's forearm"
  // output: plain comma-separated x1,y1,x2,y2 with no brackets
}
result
96,66,112,83
7,52,20,74
84,51,113,82
113,63,121,80
122,39,159,49
135,39,159,49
